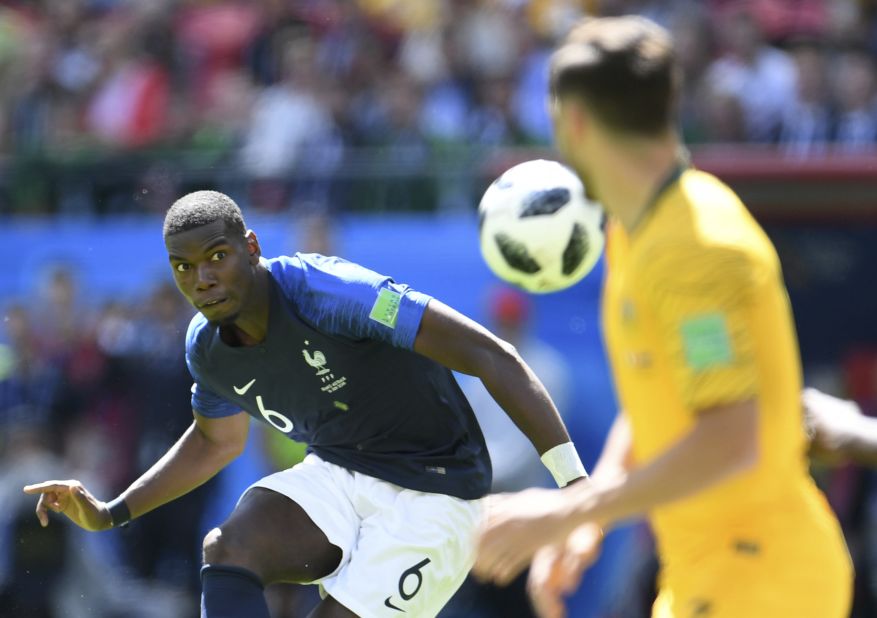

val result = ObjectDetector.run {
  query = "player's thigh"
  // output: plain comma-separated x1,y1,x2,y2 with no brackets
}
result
323,487,482,618
205,486,343,583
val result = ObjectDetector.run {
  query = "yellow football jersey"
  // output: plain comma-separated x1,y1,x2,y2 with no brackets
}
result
603,168,851,617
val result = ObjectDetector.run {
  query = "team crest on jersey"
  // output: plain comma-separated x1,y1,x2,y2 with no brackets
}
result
302,341,347,393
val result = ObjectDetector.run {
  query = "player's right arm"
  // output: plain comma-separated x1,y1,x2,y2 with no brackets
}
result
23,410,249,530
804,387,877,466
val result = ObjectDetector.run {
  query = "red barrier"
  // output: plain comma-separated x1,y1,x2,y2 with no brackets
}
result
692,145,877,182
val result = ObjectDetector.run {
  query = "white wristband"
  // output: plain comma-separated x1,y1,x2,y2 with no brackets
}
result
541,442,588,488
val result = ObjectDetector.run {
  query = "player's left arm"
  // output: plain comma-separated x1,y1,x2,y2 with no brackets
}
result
414,299,578,464
559,243,763,528
475,399,758,584
475,243,762,583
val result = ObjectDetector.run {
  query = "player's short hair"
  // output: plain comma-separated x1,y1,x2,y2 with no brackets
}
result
163,191,246,238
550,16,680,136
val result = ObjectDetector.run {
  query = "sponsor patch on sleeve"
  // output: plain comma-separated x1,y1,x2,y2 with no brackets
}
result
369,287,401,329
680,313,733,370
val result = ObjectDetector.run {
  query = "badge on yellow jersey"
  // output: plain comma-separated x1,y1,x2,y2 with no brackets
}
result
680,313,733,370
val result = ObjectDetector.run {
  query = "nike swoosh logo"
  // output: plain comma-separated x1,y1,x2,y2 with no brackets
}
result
383,597,404,612
233,379,256,395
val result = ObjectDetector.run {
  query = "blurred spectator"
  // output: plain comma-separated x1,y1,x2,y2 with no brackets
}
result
701,86,749,143
512,36,555,144
0,302,71,615
84,16,171,149
706,9,796,141
832,48,877,151
419,76,470,144
469,77,527,146
361,72,436,211
0,422,66,618
0,304,60,430
442,286,572,618
239,32,340,179
174,2,263,108
669,7,716,143
779,43,832,157
453,2,521,80
708,0,827,42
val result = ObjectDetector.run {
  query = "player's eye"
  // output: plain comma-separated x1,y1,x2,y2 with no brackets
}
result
175,263,190,273
211,251,227,262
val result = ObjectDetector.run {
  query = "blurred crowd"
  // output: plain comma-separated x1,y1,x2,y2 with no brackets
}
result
0,267,211,617
0,262,333,617
2,0,877,213
0,218,337,617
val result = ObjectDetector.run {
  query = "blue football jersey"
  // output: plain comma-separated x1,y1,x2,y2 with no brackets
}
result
185,254,491,499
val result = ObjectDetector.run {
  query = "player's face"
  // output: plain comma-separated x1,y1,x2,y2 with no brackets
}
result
165,220,261,325
550,95,596,197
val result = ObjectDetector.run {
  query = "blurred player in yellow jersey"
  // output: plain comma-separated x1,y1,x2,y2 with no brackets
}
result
474,15,852,618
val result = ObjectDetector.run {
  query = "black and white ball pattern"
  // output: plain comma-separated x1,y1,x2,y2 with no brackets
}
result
478,160,604,293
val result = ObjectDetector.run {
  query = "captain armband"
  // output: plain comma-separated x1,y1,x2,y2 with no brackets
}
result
107,496,132,528
541,442,588,488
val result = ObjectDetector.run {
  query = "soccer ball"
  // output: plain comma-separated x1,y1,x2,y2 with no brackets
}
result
478,159,605,294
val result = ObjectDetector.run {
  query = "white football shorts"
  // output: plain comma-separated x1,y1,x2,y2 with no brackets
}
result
243,453,484,618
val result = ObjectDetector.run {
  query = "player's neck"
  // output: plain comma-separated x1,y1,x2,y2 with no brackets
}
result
592,133,681,235
226,268,271,346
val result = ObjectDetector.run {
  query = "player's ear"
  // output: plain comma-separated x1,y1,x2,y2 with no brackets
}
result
245,230,261,264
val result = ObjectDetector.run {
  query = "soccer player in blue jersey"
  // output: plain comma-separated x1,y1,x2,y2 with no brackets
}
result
23,190,587,618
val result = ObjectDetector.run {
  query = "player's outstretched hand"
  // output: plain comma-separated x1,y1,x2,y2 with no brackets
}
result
473,488,579,587
527,523,603,618
802,387,865,464
22,480,112,531
528,545,568,618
